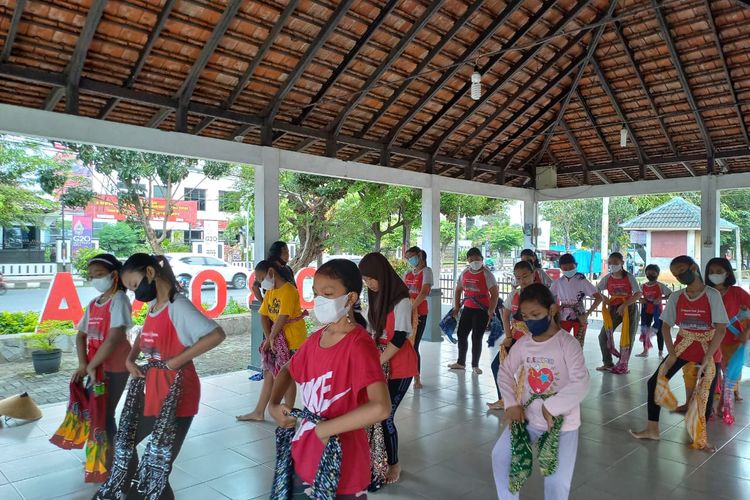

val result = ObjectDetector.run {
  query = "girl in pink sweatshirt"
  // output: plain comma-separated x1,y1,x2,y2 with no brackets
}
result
492,283,590,500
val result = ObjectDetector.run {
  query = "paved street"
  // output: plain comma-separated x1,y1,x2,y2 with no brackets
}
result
0,286,251,313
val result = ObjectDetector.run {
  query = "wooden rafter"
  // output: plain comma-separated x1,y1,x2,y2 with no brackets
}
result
574,88,613,161
0,0,26,63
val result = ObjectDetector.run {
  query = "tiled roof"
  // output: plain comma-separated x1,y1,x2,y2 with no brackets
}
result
620,197,738,231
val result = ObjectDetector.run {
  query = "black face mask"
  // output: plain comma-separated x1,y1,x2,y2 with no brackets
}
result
647,274,658,282
677,269,696,286
134,275,157,302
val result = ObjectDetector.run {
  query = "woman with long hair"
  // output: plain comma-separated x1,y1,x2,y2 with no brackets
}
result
520,248,553,287
359,252,418,485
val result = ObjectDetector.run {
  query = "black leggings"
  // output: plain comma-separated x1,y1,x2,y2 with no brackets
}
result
646,357,720,422
641,312,664,351
104,371,130,450
414,315,427,372
491,339,517,400
457,308,488,367
122,416,193,500
383,377,412,466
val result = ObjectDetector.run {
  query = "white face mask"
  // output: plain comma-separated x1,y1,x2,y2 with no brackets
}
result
609,264,622,274
562,268,577,278
260,275,275,290
92,273,114,293
709,273,727,285
314,294,350,324
469,260,483,271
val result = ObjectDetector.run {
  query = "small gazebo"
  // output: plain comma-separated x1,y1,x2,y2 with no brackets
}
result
620,197,740,275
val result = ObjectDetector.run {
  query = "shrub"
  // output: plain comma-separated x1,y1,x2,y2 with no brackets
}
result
0,311,39,335
23,320,76,351
72,247,104,279
132,303,148,326
222,298,250,315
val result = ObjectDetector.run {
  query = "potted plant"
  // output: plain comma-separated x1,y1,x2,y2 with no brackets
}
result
24,320,76,374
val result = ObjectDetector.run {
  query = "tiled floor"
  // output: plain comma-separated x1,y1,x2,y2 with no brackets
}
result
2,332,750,500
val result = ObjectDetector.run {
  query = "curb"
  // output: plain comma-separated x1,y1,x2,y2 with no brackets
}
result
5,281,84,290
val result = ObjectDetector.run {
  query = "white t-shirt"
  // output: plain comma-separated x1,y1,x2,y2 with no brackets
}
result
77,290,133,332
367,297,413,336
148,294,219,347
551,274,598,321
661,287,728,329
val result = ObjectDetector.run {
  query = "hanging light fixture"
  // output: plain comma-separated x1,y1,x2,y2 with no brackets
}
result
471,65,482,100
620,126,628,148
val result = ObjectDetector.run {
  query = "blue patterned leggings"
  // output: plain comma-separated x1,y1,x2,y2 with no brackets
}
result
383,377,412,466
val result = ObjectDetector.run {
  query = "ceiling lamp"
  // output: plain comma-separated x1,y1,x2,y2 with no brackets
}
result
620,127,628,148
471,66,482,100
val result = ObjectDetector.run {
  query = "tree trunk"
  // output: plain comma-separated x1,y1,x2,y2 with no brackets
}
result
127,181,164,254
372,222,383,252
403,220,412,253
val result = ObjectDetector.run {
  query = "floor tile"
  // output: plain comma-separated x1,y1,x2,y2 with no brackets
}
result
0,484,22,500
206,464,273,499
175,449,257,482
175,483,230,499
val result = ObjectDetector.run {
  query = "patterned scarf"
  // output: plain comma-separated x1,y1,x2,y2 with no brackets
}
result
94,362,182,500
271,408,342,500
260,333,292,377
367,342,390,491
509,393,564,493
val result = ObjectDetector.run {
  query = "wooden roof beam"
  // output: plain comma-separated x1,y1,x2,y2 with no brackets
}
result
415,0,587,152
43,0,107,114
651,0,714,166
0,0,26,63
561,118,593,184
682,162,697,176
197,1,300,135
459,24,594,159
575,88,613,161
146,0,244,132
528,0,617,171
382,1,525,149
330,0,447,139
613,20,677,155
703,0,750,147
358,1,485,136
99,0,177,120
260,0,355,144
293,0,400,129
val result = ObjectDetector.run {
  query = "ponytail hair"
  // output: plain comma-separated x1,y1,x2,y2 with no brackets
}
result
122,253,181,302
521,248,542,269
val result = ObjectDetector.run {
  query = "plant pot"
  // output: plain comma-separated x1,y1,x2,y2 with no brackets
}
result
31,349,62,374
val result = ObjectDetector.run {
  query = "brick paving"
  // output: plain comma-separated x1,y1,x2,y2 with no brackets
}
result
0,333,253,405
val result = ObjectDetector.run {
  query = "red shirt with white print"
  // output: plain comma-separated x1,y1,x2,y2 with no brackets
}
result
719,285,750,345
289,325,385,495
641,281,671,315
77,290,132,372
661,288,728,363
459,267,498,309
404,267,433,316
378,298,419,379
140,295,219,417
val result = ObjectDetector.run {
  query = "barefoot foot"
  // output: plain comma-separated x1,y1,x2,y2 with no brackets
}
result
635,352,648,358
236,411,265,422
448,363,466,370
414,380,423,389
473,367,483,375
486,400,504,411
385,464,401,484
673,404,688,414
629,429,660,441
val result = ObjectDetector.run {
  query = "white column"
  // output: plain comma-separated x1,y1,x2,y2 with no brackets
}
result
422,186,443,342
523,193,538,249
254,147,280,261
700,175,720,275
736,227,743,284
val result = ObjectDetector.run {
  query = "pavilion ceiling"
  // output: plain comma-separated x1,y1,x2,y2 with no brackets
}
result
1,0,749,188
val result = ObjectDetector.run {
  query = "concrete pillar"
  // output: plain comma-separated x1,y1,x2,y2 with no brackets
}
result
736,227,743,284
422,186,443,342
523,194,538,249
700,175,720,276
249,147,280,370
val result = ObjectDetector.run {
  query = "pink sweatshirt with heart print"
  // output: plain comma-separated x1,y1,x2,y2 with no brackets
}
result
498,329,590,432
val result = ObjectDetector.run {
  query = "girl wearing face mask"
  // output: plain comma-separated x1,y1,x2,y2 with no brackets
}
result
450,247,500,374
492,284,590,500
238,259,307,422
595,252,642,374
701,257,750,424
520,248,553,288
72,253,132,473
251,241,296,304
551,253,602,348
269,259,390,499
636,264,672,359
114,253,225,499
630,255,727,451
359,252,418,485
403,246,433,389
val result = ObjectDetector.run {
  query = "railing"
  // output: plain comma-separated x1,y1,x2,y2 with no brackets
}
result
0,262,57,277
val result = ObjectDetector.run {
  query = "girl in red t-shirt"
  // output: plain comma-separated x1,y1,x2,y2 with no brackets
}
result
119,253,226,498
704,257,750,424
359,252,418,485
270,259,390,499
630,255,727,451
403,245,434,389
73,253,132,468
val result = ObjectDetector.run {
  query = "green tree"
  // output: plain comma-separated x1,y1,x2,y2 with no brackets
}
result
440,193,505,222
98,222,139,256
0,137,93,228
348,183,421,252
70,145,234,254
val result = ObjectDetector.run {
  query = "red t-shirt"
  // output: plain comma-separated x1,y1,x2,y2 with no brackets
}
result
460,268,497,309
604,275,634,306
507,290,528,340
641,281,670,315
404,268,432,316
720,286,750,345
379,304,419,379
672,292,722,363
140,307,201,417
78,292,132,373
289,325,385,495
